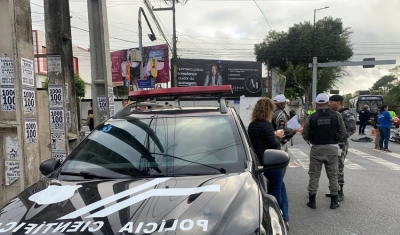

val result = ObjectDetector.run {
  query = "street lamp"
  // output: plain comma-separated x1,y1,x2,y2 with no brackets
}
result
311,6,329,104
314,6,329,25
138,7,157,80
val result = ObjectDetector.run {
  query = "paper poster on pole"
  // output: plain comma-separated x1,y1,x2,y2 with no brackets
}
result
5,136,19,160
5,161,20,186
109,105,115,117
52,150,67,163
108,86,115,104
51,132,66,151
23,88,36,113
1,86,16,111
25,119,38,144
97,95,107,112
21,58,34,87
49,109,65,130
47,55,62,75
0,57,14,85
48,85,63,107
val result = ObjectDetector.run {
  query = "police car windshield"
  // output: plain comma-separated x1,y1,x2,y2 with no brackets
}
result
60,115,246,179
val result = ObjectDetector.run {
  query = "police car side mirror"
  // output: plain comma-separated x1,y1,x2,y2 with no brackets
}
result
40,158,61,176
257,150,290,173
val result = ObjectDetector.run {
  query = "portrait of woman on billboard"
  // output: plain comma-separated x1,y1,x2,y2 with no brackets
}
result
203,64,223,86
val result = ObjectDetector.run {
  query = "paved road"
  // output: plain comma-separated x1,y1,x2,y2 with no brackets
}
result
285,126,400,235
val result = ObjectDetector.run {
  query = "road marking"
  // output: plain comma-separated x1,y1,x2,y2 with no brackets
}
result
348,148,400,170
344,158,365,170
288,148,309,170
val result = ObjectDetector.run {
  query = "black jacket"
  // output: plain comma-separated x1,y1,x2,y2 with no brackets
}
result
248,119,281,164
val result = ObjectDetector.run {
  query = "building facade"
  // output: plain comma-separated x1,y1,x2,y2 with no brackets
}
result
32,30,92,99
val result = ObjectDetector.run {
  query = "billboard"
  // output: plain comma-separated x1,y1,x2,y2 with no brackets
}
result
111,44,170,87
174,59,262,97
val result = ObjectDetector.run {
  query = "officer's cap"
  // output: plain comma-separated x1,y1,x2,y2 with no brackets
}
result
316,93,329,104
329,95,343,102
274,94,289,103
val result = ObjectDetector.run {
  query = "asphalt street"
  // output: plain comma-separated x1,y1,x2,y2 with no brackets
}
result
285,125,400,235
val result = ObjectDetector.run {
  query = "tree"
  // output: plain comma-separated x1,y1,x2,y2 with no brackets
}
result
43,73,86,98
389,65,400,78
254,16,353,103
370,75,397,95
342,93,353,107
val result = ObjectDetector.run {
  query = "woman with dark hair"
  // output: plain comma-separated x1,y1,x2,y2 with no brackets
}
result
203,64,223,86
378,104,398,152
247,98,290,230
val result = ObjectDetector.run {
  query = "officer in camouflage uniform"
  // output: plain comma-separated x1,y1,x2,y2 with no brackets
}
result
272,94,297,152
302,93,347,210
326,95,356,202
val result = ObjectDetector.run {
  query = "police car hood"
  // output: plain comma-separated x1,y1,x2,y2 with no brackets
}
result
0,172,261,235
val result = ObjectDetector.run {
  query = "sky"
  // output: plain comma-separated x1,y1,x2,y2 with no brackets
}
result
30,0,400,95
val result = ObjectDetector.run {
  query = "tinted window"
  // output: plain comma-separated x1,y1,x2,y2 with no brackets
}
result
60,115,246,179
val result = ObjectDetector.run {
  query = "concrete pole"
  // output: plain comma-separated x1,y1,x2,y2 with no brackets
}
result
0,0,41,205
44,0,80,159
312,57,318,103
139,8,143,81
172,0,178,87
87,0,115,126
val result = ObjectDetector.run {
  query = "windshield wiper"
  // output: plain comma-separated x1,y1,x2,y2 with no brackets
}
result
149,153,227,174
59,171,124,179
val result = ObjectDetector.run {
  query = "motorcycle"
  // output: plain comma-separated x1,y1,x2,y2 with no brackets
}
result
390,129,400,144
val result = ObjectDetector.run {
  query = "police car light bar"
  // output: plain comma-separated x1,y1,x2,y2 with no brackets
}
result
128,85,233,99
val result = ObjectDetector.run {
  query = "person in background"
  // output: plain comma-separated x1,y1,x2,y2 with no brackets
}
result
302,93,347,210
327,95,356,202
289,109,296,119
358,105,370,135
378,104,398,152
307,106,316,116
372,106,381,150
247,98,289,231
87,102,94,131
122,99,128,108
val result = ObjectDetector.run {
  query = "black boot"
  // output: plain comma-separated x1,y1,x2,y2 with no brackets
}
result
338,185,344,202
330,195,340,209
307,194,316,209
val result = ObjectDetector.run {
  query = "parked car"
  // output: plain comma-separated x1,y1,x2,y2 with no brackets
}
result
0,86,289,235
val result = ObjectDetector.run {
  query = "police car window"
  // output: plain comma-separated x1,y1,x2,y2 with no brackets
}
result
60,116,245,178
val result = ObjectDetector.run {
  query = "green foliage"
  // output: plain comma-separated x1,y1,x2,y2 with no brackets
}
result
254,16,353,101
342,93,353,107
43,73,86,98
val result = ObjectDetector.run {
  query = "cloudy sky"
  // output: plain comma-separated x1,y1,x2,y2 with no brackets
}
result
30,0,400,95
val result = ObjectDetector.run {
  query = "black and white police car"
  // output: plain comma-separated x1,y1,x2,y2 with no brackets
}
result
0,85,289,235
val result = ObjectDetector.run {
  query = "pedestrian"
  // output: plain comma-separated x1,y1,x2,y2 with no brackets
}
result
87,101,94,131
327,95,356,202
378,104,398,152
122,99,128,108
247,98,289,230
302,93,347,209
358,105,370,135
372,106,381,150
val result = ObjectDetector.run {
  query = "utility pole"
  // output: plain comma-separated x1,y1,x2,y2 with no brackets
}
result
87,0,115,126
44,0,80,162
0,0,41,205
152,0,181,87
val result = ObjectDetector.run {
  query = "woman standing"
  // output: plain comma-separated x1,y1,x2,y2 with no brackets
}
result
247,98,289,230
378,104,398,152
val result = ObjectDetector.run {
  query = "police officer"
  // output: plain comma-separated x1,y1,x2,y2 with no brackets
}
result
326,95,356,201
302,93,347,209
273,94,297,151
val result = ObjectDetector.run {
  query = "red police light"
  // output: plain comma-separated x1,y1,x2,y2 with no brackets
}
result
128,85,233,99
